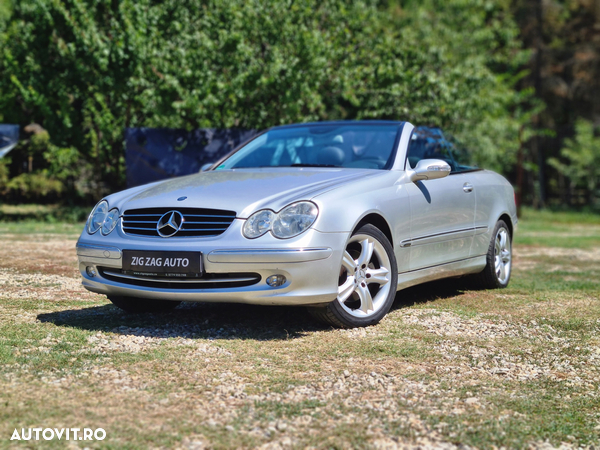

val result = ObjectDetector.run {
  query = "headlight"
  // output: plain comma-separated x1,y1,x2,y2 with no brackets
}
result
101,208,120,235
243,209,275,239
87,200,108,234
272,202,318,238
243,201,318,239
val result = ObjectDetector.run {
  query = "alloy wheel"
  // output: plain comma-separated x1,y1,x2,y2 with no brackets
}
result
494,227,512,285
336,233,392,318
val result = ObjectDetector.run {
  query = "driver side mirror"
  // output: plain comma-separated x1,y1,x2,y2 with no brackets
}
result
408,159,451,182
200,163,213,172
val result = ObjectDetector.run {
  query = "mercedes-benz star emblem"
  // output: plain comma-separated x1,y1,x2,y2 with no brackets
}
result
157,211,184,237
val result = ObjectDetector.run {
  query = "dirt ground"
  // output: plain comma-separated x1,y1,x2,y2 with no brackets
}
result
0,228,599,449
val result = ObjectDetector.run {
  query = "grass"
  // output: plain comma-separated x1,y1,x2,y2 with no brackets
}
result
0,206,599,448
515,207,600,248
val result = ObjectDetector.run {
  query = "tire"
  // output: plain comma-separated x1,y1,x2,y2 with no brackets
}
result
308,224,398,328
471,220,512,289
108,296,181,313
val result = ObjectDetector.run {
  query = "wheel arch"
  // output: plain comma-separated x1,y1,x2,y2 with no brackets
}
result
352,213,394,247
498,213,514,239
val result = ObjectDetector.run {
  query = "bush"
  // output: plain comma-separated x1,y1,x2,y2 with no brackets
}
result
4,171,64,202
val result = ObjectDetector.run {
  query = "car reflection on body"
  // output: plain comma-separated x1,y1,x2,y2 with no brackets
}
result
77,121,516,328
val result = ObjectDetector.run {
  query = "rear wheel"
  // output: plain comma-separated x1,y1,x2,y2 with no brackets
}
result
108,296,181,313
308,224,398,328
471,220,512,289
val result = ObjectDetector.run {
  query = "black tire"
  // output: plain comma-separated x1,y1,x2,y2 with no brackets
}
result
108,295,181,313
308,224,398,328
470,220,512,289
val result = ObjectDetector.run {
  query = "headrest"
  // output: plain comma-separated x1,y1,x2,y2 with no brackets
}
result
317,146,345,166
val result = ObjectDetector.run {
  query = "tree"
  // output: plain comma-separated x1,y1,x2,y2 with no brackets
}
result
1,0,526,195
548,119,600,207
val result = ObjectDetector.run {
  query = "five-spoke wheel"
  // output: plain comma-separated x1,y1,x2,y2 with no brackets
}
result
472,219,513,289
308,224,398,328
494,226,512,285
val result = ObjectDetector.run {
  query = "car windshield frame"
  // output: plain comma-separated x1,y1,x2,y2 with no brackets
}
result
213,123,403,171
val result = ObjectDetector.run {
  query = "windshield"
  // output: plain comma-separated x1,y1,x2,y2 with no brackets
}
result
215,124,400,170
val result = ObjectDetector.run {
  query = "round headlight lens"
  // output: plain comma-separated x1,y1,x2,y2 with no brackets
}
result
87,200,109,234
243,209,276,239
101,208,120,235
272,202,318,239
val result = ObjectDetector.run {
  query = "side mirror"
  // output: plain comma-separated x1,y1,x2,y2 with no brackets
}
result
200,163,213,172
408,159,451,182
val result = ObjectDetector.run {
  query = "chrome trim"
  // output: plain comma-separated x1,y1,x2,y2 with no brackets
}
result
124,213,235,218
76,243,122,259
157,211,184,237
474,226,488,236
102,270,257,284
207,247,333,263
399,226,487,248
122,207,236,238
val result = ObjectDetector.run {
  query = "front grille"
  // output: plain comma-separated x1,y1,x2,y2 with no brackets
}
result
99,267,261,289
122,207,237,238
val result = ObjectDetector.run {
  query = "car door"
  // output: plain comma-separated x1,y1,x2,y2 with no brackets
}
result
404,129,476,270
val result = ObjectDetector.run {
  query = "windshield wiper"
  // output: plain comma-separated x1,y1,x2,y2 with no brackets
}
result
289,163,337,168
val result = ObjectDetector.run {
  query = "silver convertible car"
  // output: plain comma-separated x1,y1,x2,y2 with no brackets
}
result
77,121,517,328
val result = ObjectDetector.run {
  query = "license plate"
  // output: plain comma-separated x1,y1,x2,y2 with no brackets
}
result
122,250,202,278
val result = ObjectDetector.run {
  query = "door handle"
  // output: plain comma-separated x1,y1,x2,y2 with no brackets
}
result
463,182,473,193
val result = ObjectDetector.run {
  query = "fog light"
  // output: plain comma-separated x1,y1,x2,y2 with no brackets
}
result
86,266,97,277
266,274,286,287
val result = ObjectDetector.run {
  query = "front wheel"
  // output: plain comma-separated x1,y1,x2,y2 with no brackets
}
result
108,296,181,313
308,224,398,328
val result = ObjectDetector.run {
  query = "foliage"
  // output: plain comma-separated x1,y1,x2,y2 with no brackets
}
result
0,158,9,191
384,0,532,173
0,0,10,30
0,0,528,194
548,120,600,207
3,171,64,201
510,0,600,207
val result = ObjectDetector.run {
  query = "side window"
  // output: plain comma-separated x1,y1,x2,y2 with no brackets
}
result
406,127,478,173
406,132,422,169
449,144,478,174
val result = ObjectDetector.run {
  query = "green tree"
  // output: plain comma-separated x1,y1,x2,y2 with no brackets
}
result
548,119,600,207
1,0,527,194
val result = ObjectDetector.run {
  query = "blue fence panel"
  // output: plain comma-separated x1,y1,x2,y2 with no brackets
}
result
0,124,20,158
125,128,257,187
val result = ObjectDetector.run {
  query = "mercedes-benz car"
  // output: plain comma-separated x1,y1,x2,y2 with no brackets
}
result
76,121,516,328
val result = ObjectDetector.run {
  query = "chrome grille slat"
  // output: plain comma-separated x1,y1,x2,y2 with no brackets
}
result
103,270,257,284
122,207,236,238
184,221,233,225
184,214,236,218
98,267,261,289
124,214,163,217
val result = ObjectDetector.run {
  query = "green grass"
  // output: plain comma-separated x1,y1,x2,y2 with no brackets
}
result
0,207,599,449
515,207,600,248
0,203,91,223
0,220,84,235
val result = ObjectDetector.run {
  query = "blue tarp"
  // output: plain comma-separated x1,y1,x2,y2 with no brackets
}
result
125,128,257,187
0,124,19,158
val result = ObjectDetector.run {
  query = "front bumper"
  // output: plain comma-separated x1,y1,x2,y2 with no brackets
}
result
76,224,346,306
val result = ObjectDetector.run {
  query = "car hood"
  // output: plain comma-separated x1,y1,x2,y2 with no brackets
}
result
112,168,380,218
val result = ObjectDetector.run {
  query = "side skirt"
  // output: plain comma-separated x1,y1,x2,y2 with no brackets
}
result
396,256,486,291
